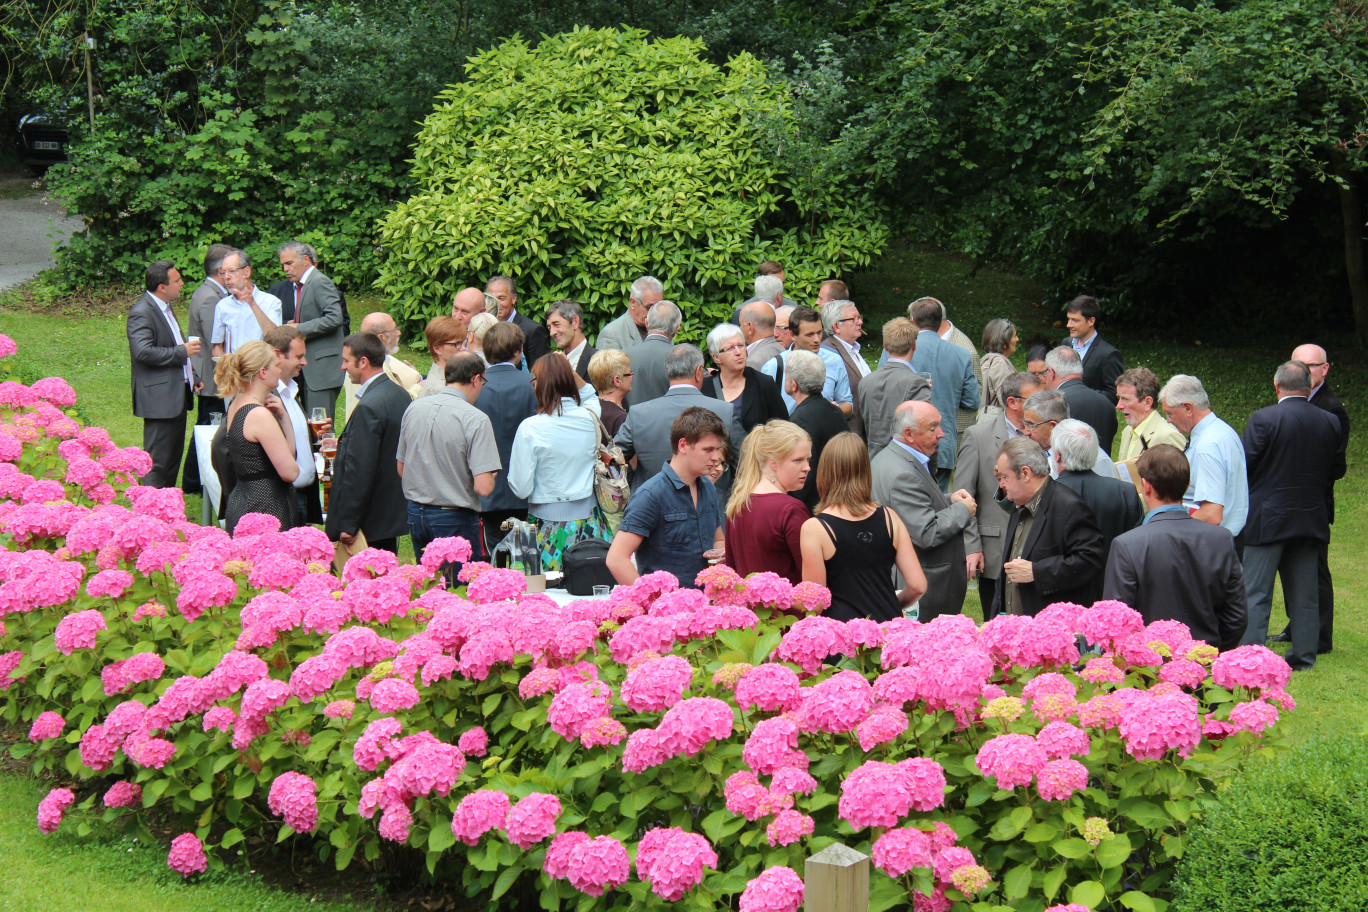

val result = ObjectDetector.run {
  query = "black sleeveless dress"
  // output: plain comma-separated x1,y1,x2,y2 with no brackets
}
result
816,508,902,623
225,403,299,534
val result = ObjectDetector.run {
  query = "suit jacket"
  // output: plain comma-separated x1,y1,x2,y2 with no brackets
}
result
294,269,346,392
511,311,552,367
343,355,423,420
858,361,933,458
325,374,410,542
945,324,982,441
788,394,848,510
614,385,746,500
1104,511,1247,649
821,336,868,437
1055,469,1143,563
702,367,787,433
186,278,227,394
871,442,972,620
911,332,980,471
127,292,193,420
474,362,539,512
595,310,647,353
991,479,1106,616
572,341,599,381
268,279,295,323
1066,334,1124,407
1242,396,1341,546
748,337,785,371
623,334,674,406
1058,377,1119,455
1310,380,1350,521
956,415,1016,579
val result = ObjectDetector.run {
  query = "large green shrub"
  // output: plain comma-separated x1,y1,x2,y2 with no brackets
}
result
1173,733,1368,911
375,27,889,337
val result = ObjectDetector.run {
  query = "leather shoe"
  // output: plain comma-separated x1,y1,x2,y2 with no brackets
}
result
1267,631,1291,644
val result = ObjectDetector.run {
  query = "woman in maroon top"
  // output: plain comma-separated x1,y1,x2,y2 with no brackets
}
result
723,420,812,583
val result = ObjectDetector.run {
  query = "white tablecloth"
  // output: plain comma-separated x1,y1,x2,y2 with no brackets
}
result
193,425,223,527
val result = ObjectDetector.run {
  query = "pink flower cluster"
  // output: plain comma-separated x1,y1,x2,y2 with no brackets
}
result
620,655,693,712
839,758,946,829
53,608,106,654
637,827,717,901
622,697,734,773
37,787,75,834
268,771,319,833
167,832,207,877
739,866,804,912
544,832,631,896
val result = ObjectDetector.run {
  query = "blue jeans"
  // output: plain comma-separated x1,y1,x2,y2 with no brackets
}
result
407,501,481,585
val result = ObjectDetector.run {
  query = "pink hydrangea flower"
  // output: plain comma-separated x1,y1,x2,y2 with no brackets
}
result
1036,758,1089,800
456,630,515,680
608,615,679,663
53,609,106,654
1228,699,1280,734
368,678,421,713
734,663,802,713
1044,905,1092,912
419,535,474,575
504,792,561,849
1211,645,1292,693
86,568,134,599
1036,721,1091,759
739,866,804,912
466,567,527,603
378,804,413,843
696,564,747,605
1159,658,1209,688
789,581,831,614
547,681,614,740
239,677,292,723
37,787,75,834
743,717,807,776
839,759,945,829
101,651,166,696
797,670,875,734
563,834,631,897
167,833,208,877
1078,656,1126,684
354,717,403,771
872,826,934,877
268,772,319,833
28,711,64,741
290,653,349,703
774,616,850,674
572,716,624,750
857,704,909,751
976,733,1047,789
1079,600,1146,650
103,781,142,808
637,827,718,901
1117,690,1202,760
766,810,815,847
979,614,1079,668
744,571,793,610
456,726,488,757
655,697,735,758
323,699,355,719
79,723,120,771
451,790,511,846
621,655,693,713
1077,693,1125,731
203,706,238,733
0,334,16,358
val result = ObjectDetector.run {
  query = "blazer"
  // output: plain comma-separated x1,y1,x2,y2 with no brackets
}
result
1055,469,1143,563
702,366,788,433
127,291,193,420
944,323,982,441
572,341,599,381
821,336,868,437
623,334,675,406
858,361,933,458
186,277,227,394
473,361,539,512
294,269,346,391
325,374,410,542
1066,334,1124,407
748,337,785,371
268,279,295,323
956,415,1016,579
788,394,848,510
511,311,552,367
1242,396,1341,546
614,385,747,500
343,355,423,420
871,442,972,621
1310,380,1350,517
1058,377,1119,455
1104,510,1247,650
990,478,1106,617
595,310,647,353
911,332,980,471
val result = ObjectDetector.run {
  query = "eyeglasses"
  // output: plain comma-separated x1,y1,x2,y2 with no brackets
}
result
1030,369,1051,381
1022,419,1053,431
718,344,746,355
834,315,863,325
620,371,634,378
1301,361,1327,368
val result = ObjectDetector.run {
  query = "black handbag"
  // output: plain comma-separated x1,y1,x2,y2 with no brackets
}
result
562,538,614,596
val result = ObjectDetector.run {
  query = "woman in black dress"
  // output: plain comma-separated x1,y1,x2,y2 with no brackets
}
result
214,340,300,534
799,433,927,622
702,323,787,432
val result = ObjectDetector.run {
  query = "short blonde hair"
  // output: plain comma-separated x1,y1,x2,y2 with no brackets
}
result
213,340,276,397
468,312,498,349
881,317,918,357
588,349,631,394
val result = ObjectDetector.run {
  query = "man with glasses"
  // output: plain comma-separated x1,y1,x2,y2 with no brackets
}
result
210,249,281,360
597,276,663,353
820,299,869,435
773,304,796,351
1022,390,1115,479
342,312,423,419
761,305,849,414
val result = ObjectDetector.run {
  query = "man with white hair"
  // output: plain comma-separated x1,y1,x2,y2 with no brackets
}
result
1022,390,1115,479
730,262,787,324
740,300,784,370
1051,419,1142,562
773,303,797,352
597,276,663,352
1158,374,1247,536
1045,345,1117,454
820,299,870,435
624,300,683,406
784,350,845,509
342,312,423,419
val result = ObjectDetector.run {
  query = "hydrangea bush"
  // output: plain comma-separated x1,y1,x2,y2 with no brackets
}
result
0,336,1292,912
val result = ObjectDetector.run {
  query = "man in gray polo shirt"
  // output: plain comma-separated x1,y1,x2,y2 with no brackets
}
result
396,352,501,579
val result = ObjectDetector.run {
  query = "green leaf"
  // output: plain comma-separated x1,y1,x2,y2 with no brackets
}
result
1071,880,1106,908
1096,832,1133,869
1053,838,1093,859
428,823,457,854
482,693,502,715
491,865,521,901
1023,822,1058,843
1120,890,1158,912
1042,864,1067,900
1003,863,1034,899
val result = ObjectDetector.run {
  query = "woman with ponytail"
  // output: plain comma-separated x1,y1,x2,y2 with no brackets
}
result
723,420,812,583
214,340,300,533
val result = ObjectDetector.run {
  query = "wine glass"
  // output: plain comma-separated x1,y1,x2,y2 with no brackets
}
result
309,408,327,444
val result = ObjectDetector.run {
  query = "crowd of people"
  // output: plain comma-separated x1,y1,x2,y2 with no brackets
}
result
128,253,1350,670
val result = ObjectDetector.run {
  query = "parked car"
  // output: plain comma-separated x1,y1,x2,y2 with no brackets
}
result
15,113,69,171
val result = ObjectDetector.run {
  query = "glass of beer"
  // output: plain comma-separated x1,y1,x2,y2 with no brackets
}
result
308,408,328,441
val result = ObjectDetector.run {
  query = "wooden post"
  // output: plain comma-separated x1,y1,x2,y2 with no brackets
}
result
805,842,870,912
83,34,96,131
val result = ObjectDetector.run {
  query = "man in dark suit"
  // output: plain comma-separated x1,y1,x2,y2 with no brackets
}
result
820,299,871,437
872,400,977,621
1051,419,1142,562
958,371,1042,617
1238,361,1343,670
473,321,538,554
784,350,847,510
487,275,551,367
615,344,746,500
1104,445,1247,650
624,300,682,406
325,332,411,555
1047,346,1118,455
182,243,233,493
859,317,933,458
279,241,346,420
127,260,201,488
1063,294,1124,407
546,299,598,380
992,437,1106,616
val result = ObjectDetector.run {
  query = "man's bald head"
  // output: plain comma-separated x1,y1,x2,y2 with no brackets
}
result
452,287,487,324
360,311,400,355
1292,343,1330,390
739,301,776,342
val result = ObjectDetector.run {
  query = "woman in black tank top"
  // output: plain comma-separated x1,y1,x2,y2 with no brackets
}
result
799,433,927,622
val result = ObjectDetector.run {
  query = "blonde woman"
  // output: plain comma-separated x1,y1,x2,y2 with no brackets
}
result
213,340,300,534
800,433,927,621
420,316,469,397
723,420,812,583
467,312,499,366
588,348,633,436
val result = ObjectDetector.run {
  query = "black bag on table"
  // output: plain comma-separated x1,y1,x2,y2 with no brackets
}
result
562,538,613,596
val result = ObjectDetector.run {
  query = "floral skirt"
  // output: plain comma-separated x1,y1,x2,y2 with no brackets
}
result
530,509,611,573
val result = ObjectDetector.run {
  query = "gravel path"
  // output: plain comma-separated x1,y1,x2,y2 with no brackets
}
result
0,187,86,290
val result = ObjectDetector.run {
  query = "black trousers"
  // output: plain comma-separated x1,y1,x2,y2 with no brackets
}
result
140,389,192,488
978,576,999,622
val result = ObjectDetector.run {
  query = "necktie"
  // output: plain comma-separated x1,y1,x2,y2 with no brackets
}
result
294,282,302,313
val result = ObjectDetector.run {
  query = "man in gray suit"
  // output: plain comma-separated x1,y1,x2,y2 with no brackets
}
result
740,301,785,370
859,317,932,458
624,300,682,406
181,243,233,493
615,344,746,499
127,260,202,488
872,400,977,621
279,240,346,420
908,297,981,491
958,370,1042,616
596,276,662,353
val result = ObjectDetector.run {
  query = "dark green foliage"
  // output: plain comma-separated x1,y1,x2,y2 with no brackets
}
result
1173,734,1368,912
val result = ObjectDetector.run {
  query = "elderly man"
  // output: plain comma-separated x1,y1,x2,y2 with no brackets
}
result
820,299,870,434
774,303,796,352
908,297,980,491
1045,345,1117,454
730,263,787,324
625,300,683,406
1115,367,1187,461
1022,390,1115,479
546,299,598,380
859,317,932,457
957,370,1042,616
597,276,663,352
740,301,784,370
486,275,551,366
1063,294,1124,406
1104,445,1247,649
1238,361,1342,670
451,286,490,325
210,249,281,359
278,240,346,420
872,400,977,621
1158,374,1247,536
1051,419,1142,562
762,305,850,414
992,437,1106,616
474,322,538,553
784,350,846,510
342,312,423,418
263,324,322,525
127,260,201,488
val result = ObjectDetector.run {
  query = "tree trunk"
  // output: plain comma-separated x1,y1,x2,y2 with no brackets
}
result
1330,147,1368,345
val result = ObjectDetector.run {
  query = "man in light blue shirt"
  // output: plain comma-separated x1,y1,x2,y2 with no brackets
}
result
210,249,281,358
761,305,849,414
1159,374,1247,537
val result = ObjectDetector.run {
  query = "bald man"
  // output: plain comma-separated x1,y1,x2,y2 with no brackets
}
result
342,312,423,419
451,287,490,326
